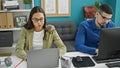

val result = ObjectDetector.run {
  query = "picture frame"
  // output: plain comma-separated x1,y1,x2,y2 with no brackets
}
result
41,0,70,17
15,16,27,27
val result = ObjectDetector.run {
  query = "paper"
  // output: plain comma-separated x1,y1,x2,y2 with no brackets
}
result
58,0,69,14
44,0,56,14
42,0,70,16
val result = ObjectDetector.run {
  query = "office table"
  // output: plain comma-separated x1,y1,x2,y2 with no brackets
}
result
63,52,108,68
0,52,109,68
0,55,61,68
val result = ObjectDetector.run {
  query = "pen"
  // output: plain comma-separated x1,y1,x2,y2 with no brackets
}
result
14,60,23,68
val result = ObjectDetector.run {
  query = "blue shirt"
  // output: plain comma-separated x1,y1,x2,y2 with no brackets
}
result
75,18,115,55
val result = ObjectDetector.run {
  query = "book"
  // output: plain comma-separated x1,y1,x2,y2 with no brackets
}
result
1,13,7,29
6,13,14,28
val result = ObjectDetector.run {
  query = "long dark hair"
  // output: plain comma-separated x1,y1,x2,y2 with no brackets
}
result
24,6,46,29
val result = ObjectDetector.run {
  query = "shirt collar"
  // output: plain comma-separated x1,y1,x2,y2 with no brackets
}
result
90,18,109,30
89,18,97,30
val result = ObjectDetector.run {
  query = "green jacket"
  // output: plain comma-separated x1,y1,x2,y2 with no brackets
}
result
15,24,66,60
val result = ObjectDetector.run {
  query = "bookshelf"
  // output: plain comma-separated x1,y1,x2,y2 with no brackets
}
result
0,0,35,49
0,0,35,30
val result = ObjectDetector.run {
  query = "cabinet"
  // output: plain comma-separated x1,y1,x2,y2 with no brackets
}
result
0,0,35,47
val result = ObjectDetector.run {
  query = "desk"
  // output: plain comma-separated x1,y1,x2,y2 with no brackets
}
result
0,56,61,68
0,56,26,68
0,52,108,68
63,52,108,68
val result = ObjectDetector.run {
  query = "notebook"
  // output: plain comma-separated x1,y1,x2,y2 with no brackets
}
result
27,48,59,68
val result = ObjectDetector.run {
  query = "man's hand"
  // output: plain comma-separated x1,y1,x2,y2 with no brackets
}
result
95,49,99,56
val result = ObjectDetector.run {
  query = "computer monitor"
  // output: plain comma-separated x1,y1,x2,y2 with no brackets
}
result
0,31,13,56
93,28,120,63
0,31,13,47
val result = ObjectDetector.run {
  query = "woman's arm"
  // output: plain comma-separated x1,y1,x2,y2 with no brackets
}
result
15,28,27,60
52,26,67,56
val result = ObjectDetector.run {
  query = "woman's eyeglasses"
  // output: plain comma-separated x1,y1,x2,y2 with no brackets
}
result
32,18,44,23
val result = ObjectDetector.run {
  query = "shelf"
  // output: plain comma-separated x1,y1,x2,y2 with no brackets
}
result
0,0,35,13
0,28,21,31
12,43,17,48
0,9,31,12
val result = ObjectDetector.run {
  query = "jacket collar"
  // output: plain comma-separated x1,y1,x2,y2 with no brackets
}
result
29,25,54,33
28,25,54,49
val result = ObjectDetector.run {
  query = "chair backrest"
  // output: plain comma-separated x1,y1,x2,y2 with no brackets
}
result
49,21,77,41
84,6,97,19
48,21,77,52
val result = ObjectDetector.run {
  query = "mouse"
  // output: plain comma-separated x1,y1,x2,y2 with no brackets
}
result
76,56,83,62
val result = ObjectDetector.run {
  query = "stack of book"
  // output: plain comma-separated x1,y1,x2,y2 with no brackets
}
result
0,12,14,29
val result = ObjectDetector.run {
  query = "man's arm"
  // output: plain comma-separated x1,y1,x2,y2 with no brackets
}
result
75,24,96,55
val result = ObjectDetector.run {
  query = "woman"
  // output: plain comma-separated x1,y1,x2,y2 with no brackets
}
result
15,6,66,60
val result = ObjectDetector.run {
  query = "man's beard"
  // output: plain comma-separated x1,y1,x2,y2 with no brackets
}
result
97,21,104,28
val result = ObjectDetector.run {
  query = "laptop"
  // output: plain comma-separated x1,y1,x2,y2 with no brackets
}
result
27,48,59,68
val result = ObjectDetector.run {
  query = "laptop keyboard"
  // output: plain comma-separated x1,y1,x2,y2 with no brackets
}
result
92,56,120,63
106,62,120,67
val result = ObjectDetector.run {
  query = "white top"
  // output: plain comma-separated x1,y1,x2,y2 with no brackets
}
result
32,30,44,50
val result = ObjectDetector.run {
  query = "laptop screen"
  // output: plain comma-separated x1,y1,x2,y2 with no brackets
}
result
92,28,120,63
27,48,59,68
98,28,120,60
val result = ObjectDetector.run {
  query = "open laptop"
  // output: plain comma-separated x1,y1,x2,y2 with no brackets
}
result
27,48,59,68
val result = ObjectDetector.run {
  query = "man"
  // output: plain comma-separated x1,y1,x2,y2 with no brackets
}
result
75,4,115,55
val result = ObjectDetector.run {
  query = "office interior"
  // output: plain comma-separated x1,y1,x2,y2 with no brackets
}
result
0,0,120,68
46,0,120,27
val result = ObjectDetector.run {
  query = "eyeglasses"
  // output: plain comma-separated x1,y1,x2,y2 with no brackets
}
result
32,18,44,23
99,12,111,20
